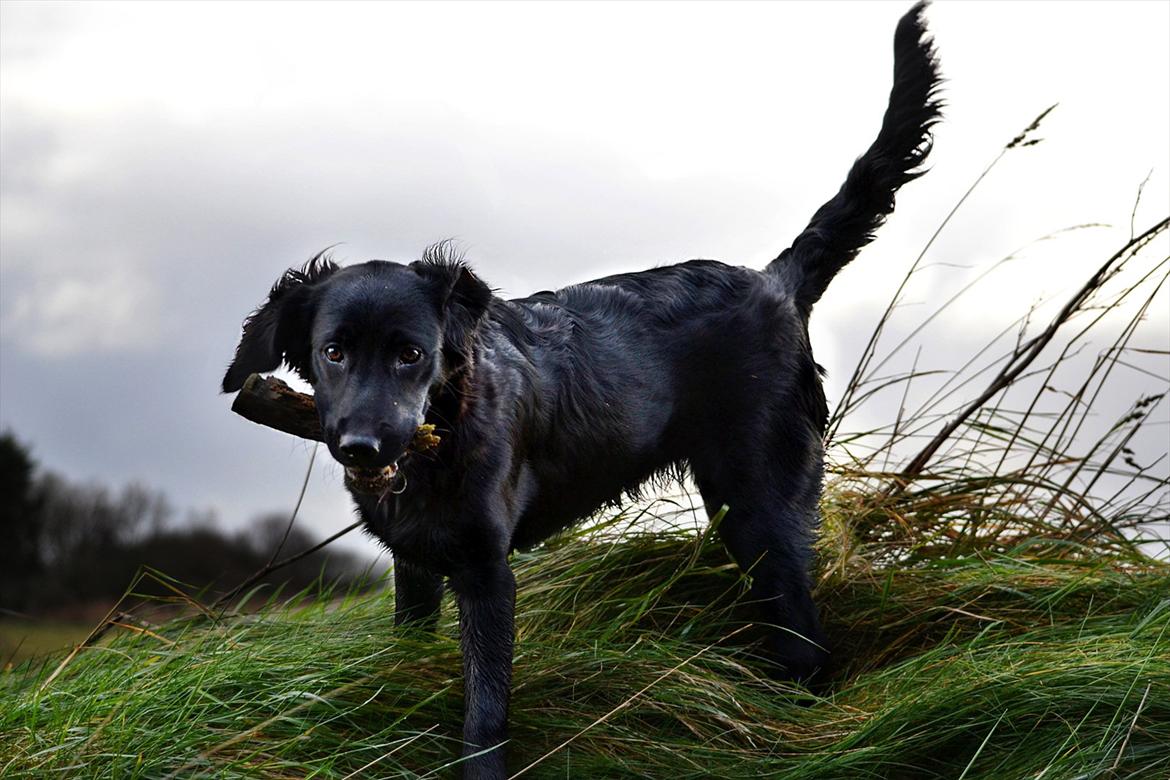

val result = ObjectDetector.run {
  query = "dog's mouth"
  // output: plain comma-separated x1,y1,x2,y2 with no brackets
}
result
337,424,439,496
343,461,402,494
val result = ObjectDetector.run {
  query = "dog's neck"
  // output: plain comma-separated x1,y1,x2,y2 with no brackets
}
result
429,349,478,430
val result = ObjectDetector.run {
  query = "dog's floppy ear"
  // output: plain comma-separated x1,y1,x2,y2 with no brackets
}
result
222,253,340,392
411,244,492,366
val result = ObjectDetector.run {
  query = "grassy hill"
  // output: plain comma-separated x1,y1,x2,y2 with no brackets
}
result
2,505,1167,779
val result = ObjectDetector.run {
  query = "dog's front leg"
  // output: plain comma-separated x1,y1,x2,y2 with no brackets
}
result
450,560,516,779
393,556,444,631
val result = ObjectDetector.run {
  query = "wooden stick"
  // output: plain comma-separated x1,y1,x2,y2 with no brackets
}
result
230,373,442,453
231,373,324,441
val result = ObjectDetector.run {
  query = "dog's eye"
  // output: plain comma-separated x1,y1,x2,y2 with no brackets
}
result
323,344,344,363
400,346,423,365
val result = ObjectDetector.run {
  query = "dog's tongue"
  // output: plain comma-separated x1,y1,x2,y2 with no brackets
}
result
344,463,399,494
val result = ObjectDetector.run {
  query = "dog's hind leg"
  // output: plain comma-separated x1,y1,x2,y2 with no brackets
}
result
692,438,829,683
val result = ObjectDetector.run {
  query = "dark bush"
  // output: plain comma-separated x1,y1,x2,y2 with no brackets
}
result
0,431,369,614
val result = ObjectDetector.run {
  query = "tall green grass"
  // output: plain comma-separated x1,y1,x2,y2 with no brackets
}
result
2,112,1167,778
1,518,1166,778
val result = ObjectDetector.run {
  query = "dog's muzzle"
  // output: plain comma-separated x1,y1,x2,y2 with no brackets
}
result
344,462,406,495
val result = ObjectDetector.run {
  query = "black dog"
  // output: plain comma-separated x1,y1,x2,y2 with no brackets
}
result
223,4,940,776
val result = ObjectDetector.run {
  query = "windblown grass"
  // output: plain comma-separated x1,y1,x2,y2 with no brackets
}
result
2,111,1167,778
1,516,1167,778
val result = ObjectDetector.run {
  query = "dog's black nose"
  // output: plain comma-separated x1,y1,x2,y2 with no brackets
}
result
338,434,381,466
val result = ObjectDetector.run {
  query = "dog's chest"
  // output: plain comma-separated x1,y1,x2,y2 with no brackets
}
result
353,488,471,573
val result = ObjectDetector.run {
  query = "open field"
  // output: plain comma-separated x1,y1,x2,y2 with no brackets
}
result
1,622,93,667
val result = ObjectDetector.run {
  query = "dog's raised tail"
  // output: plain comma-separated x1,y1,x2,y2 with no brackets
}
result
768,1,942,315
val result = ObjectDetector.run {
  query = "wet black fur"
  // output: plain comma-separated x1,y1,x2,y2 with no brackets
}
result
222,5,941,777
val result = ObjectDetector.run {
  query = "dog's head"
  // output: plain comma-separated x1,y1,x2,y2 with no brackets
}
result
223,247,491,471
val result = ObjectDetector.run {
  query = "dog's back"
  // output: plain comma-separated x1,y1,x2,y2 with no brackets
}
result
505,259,812,544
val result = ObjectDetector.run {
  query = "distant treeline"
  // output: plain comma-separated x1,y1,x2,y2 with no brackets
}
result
0,431,373,615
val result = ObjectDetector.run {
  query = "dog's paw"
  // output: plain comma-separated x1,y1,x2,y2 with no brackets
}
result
767,631,831,690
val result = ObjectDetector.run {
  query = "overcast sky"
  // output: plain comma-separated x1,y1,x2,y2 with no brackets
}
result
2,1,1167,561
